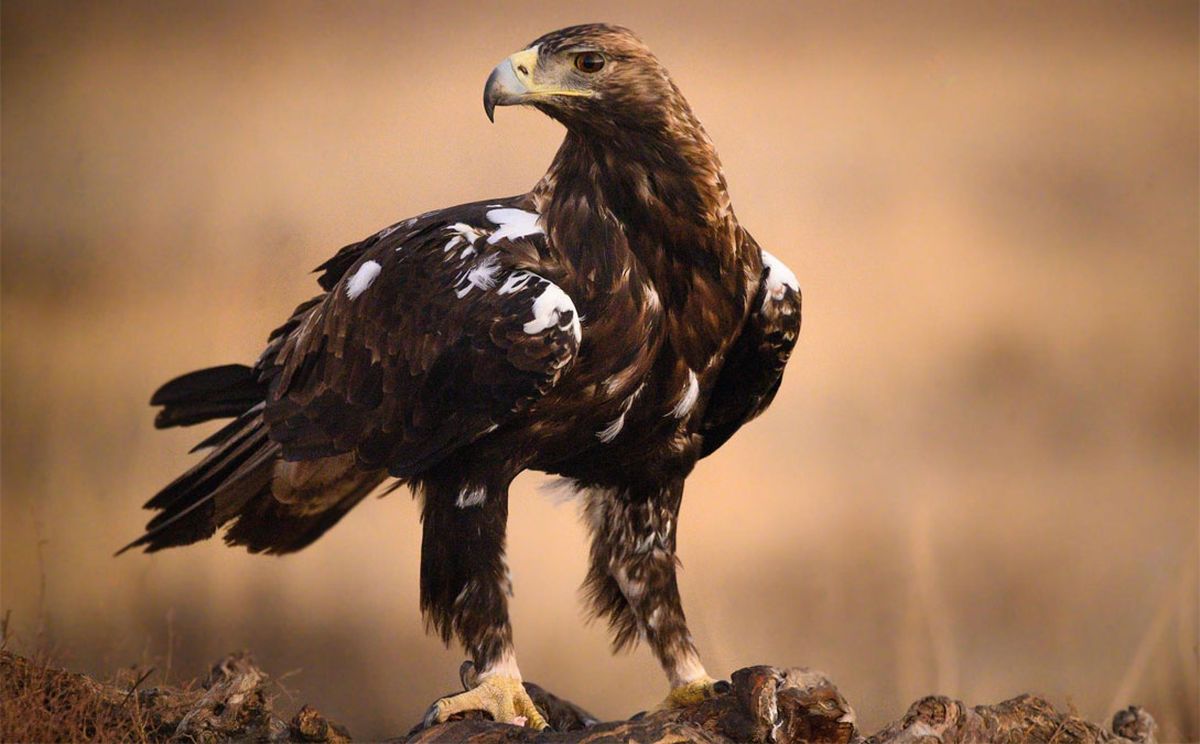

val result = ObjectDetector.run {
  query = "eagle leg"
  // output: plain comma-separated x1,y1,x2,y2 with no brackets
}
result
416,467,547,728
581,478,716,700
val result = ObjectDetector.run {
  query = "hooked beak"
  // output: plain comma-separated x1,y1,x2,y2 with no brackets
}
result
484,48,537,123
483,46,592,122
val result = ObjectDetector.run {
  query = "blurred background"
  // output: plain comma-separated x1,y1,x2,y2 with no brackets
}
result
3,1,1197,740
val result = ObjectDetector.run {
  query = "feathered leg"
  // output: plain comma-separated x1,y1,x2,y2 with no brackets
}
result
582,478,718,707
417,469,547,730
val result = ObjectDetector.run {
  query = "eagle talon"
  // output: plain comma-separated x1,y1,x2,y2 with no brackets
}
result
425,673,549,730
420,702,442,730
458,659,478,691
655,676,722,711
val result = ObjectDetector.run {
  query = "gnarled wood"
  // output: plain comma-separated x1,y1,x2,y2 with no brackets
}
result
400,664,1155,744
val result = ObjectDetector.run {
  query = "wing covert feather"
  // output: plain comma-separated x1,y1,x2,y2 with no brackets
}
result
700,240,801,457
261,200,581,475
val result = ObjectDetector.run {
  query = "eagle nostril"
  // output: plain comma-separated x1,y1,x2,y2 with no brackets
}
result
517,64,529,76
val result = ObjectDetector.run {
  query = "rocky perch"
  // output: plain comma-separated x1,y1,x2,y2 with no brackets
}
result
0,651,1157,743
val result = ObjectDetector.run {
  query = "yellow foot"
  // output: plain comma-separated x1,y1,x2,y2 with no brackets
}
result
654,675,727,711
423,673,549,730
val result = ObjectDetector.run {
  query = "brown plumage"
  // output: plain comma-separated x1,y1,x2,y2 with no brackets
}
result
123,24,801,728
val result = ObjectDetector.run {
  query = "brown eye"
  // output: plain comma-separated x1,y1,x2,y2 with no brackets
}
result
574,52,605,73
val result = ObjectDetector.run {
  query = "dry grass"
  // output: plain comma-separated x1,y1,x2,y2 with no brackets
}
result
0,625,311,743
0,644,187,743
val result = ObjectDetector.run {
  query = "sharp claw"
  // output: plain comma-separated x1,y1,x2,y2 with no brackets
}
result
421,701,443,729
458,660,477,691
515,694,549,730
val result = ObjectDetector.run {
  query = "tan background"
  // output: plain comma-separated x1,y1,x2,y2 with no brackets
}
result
2,1,1197,739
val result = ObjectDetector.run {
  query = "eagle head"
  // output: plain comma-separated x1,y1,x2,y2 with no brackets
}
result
484,24,678,134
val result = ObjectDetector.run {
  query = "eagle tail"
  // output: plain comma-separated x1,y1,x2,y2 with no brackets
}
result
150,363,265,429
120,406,383,556
221,472,379,555
117,407,276,555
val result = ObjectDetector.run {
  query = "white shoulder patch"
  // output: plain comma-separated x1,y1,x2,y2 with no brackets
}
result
668,369,700,419
524,281,581,343
486,208,544,245
760,249,799,309
345,260,382,300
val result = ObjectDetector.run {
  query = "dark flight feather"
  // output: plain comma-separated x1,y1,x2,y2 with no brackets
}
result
150,364,264,429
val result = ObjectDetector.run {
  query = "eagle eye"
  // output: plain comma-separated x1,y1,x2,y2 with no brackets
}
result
574,52,606,73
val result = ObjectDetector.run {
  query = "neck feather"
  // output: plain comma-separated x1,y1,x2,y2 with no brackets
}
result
533,95,733,237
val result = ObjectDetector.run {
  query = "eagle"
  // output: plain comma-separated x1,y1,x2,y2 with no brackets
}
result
122,24,801,730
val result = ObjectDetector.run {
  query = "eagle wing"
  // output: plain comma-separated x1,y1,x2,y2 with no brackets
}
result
261,199,581,476
699,239,801,457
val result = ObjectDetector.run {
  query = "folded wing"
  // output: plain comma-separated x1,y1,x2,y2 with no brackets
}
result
263,199,582,476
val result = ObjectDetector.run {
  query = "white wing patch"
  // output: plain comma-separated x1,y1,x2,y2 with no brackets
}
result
345,260,382,300
486,208,544,245
524,281,581,342
669,369,700,419
448,222,483,245
444,223,486,256
455,253,502,298
760,249,799,310
497,270,536,295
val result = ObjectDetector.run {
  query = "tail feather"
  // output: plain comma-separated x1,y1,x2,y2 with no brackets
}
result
189,403,264,453
151,364,265,429
223,473,380,555
144,410,268,513
123,363,384,556
119,413,278,555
